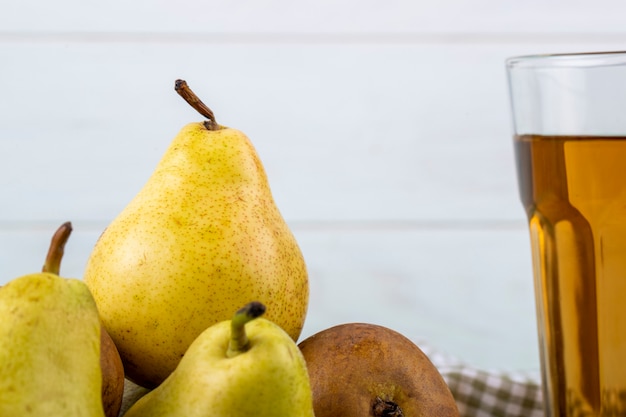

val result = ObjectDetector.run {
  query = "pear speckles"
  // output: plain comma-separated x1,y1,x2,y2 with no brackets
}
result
124,311,315,417
84,122,309,388
0,274,106,417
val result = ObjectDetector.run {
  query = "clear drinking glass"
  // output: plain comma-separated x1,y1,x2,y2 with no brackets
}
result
506,51,626,416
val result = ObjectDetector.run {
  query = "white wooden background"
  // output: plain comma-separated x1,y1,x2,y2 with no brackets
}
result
2,0,626,373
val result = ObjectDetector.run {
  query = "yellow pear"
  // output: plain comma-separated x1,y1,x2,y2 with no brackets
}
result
124,302,315,417
84,80,309,388
0,223,105,417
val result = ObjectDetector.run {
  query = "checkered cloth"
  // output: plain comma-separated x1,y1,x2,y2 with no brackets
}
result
422,343,544,417
442,366,543,417
120,344,546,417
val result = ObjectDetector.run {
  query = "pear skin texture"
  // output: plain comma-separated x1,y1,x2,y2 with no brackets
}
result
298,323,460,417
0,273,105,417
84,122,309,388
100,326,125,417
123,317,315,417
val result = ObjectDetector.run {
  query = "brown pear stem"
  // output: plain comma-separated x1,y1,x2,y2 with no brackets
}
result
174,79,220,131
42,222,73,275
373,397,404,417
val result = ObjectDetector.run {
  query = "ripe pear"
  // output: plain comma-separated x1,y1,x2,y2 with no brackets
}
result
123,302,315,417
0,223,106,416
298,323,460,417
84,80,309,387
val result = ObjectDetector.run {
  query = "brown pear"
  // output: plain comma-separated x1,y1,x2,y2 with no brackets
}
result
298,323,459,417
100,326,125,417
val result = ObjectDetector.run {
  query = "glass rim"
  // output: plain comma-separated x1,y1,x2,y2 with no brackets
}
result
506,50,626,69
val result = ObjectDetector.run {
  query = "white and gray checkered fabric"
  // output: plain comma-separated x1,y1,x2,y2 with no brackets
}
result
421,342,544,417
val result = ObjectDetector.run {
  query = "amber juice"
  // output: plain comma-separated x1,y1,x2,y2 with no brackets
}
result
515,134,626,416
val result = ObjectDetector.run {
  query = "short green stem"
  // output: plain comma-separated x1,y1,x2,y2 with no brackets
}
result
42,222,73,275
226,301,266,358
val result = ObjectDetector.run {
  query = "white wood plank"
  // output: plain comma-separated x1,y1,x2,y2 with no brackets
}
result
3,41,620,225
0,223,538,371
2,1,622,375
297,226,539,372
2,0,626,35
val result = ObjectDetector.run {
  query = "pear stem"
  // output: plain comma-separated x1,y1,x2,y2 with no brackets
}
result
174,79,220,131
42,221,73,275
226,301,266,358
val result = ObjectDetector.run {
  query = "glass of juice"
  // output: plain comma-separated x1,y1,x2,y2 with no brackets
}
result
506,51,626,417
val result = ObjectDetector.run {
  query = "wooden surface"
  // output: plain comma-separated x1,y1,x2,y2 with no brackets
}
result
2,0,626,372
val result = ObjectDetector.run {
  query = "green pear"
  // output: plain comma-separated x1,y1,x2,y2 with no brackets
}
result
84,79,309,388
0,222,105,417
123,302,315,417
